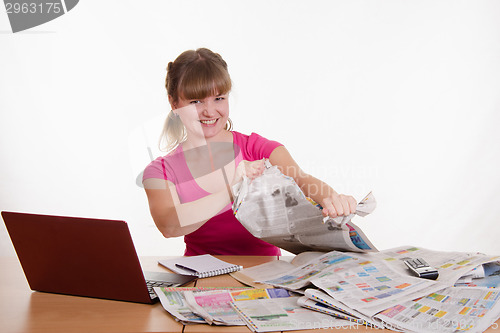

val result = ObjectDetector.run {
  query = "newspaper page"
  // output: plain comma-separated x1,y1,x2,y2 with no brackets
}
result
153,287,207,324
304,288,381,327
375,287,500,333
259,251,359,290
368,245,500,285
261,250,445,317
183,288,295,326
154,287,249,324
289,251,326,266
230,253,331,288
297,296,367,324
309,255,444,317
460,265,487,280
232,162,377,254
230,260,297,288
455,262,500,288
183,289,246,325
230,252,331,288
231,296,357,332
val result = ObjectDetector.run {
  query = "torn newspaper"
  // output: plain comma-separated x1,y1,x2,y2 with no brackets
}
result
232,161,377,254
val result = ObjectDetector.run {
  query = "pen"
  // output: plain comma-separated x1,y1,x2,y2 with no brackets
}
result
175,264,198,274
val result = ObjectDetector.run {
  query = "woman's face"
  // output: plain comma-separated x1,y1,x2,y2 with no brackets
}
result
173,93,230,141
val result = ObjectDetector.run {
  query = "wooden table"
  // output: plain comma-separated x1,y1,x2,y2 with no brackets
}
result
1,256,499,333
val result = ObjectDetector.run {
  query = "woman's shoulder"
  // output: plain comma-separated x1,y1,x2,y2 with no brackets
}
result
142,146,184,181
232,131,283,160
232,131,273,143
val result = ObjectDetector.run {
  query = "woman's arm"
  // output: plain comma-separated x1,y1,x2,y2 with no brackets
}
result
143,160,263,238
269,146,357,218
143,176,232,238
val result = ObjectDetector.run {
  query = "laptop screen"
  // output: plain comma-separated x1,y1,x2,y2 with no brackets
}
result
2,211,195,303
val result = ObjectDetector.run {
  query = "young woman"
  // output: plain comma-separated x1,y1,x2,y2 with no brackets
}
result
143,48,357,256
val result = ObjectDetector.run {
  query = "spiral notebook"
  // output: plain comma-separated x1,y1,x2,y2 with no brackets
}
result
158,254,243,278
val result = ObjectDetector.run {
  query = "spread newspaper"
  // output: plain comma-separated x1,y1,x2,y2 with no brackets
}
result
153,162,500,332
230,294,358,332
259,250,446,317
154,286,356,331
232,161,377,254
153,287,248,324
375,286,500,333
154,248,500,332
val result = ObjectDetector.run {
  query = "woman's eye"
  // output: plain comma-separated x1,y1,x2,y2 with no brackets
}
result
190,100,201,104
215,97,225,101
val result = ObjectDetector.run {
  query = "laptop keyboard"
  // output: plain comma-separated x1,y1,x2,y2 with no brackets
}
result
146,280,175,299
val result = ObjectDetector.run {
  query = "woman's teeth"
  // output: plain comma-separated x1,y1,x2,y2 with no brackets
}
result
200,119,217,125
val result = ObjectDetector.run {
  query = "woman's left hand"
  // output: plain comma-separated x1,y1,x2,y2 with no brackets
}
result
267,146,358,220
320,193,357,219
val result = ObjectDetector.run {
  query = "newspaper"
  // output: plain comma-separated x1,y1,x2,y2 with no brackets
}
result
230,252,339,289
155,255,500,331
375,287,500,333
455,261,500,288
303,288,381,327
157,285,355,331
231,296,357,332
297,296,367,324
261,250,446,317
232,161,377,254
153,287,247,324
230,260,297,288
231,247,500,331
183,288,296,326
367,246,500,285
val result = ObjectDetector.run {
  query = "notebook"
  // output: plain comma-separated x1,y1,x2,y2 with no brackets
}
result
1,211,197,304
159,254,243,278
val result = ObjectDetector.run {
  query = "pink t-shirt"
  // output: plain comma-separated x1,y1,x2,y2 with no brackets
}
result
143,131,282,256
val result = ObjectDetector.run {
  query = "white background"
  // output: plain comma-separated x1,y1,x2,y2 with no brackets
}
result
1,0,499,257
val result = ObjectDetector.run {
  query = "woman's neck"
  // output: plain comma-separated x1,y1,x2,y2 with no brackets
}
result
182,130,232,150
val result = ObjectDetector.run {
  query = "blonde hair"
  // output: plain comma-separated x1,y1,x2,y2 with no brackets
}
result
159,48,233,153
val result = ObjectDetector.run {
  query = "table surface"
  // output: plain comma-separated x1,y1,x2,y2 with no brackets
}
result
1,255,499,333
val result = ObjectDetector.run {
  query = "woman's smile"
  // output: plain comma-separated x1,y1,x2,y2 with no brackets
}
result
200,118,218,126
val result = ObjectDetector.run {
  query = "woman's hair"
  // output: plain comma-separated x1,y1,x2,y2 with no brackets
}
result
159,48,233,152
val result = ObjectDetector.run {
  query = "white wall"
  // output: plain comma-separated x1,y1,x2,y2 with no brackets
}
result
1,0,499,257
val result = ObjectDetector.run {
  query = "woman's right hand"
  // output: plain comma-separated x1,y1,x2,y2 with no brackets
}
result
231,159,265,186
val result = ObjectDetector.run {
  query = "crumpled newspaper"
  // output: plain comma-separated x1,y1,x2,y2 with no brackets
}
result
232,161,377,254
323,187,377,227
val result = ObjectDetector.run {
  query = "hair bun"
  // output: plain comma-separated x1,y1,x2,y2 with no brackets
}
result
167,61,173,72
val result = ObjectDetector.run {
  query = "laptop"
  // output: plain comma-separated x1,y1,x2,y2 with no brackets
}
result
1,211,196,304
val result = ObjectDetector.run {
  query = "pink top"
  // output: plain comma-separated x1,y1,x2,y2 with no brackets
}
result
143,131,282,256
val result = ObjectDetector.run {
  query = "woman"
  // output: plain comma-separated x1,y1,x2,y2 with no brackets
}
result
143,48,357,256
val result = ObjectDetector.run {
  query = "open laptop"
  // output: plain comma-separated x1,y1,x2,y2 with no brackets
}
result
1,211,196,304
